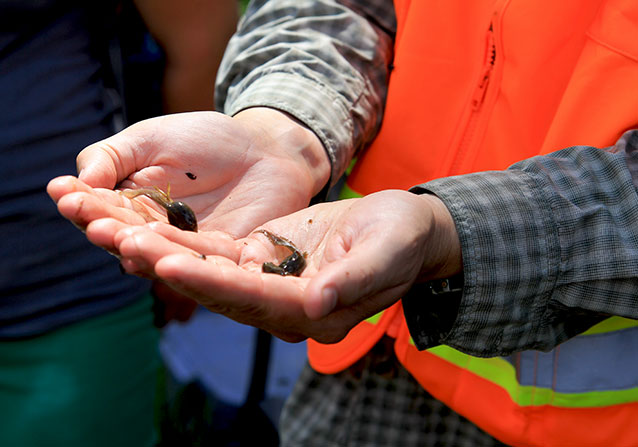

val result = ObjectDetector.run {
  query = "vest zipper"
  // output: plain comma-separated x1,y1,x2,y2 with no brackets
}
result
449,25,496,174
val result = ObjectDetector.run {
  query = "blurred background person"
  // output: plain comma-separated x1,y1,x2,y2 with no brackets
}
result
0,1,237,446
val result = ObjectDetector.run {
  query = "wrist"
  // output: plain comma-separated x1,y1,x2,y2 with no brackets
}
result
233,107,331,199
416,193,463,281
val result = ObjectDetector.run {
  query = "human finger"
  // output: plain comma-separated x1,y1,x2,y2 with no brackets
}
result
56,190,151,230
303,240,417,321
47,175,95,204
144,221,240,262
76,134,138,188
154,253,312,342
115,226,207,276
85,217,135,254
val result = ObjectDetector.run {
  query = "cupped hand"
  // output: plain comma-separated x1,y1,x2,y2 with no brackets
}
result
47,107,330,241
105,190,461,343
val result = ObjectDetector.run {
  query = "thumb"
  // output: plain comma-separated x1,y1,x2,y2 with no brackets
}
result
303,244,415,320
76,134,138,188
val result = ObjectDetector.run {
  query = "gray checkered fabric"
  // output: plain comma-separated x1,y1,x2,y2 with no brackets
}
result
280,339,507,447
216,0,395,188
415,131,638,355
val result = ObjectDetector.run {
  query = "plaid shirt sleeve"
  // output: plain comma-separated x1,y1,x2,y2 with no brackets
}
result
409,130,638,357
214,0,395,187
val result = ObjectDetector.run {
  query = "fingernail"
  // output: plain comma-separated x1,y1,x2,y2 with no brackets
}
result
321,287,338,316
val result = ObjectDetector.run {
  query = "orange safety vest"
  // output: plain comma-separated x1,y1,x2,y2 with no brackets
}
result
308,0,638,445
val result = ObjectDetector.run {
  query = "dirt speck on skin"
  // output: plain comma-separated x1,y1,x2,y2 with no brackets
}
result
308,219,313,224
185,172,197,180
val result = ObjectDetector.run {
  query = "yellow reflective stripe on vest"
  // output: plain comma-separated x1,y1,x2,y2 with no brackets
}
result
416,333,638,408
365,311,383,325
581,315,638,335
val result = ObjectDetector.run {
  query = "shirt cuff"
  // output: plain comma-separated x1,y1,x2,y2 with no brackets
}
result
223,72,354,189
410,170,560,357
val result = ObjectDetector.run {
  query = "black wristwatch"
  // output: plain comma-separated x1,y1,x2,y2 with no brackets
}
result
402,274,464,347
426,275,464,295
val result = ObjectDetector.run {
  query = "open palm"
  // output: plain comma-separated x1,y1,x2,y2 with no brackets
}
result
94,190,459,343
47,108,329,240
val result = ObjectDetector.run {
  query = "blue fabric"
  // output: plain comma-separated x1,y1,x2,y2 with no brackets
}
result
504,326,638,393
160,308,307,408
0,0,150,338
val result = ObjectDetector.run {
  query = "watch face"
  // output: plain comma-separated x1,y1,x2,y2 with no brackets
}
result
428,276,463,295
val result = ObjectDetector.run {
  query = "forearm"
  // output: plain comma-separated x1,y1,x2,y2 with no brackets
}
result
134,0,239,113
215,0,395,187
408,130,638,356
160,49,229,113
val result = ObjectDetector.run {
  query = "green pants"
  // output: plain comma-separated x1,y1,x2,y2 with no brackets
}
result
0,295,160,447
